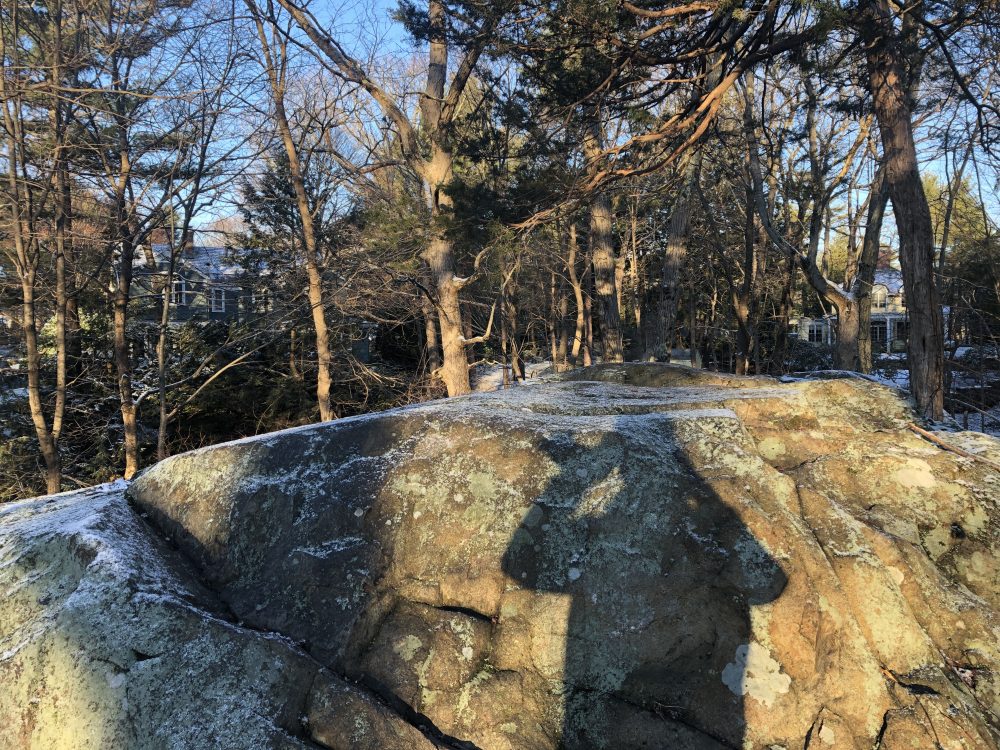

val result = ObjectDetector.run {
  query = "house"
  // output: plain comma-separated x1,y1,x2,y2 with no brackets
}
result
794,270,914,354
133,243,258,323
131,242,374,363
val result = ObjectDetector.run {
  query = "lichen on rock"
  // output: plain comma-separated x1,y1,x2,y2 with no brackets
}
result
2,364,999,749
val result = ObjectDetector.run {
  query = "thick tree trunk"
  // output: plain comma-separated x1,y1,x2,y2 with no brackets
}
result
834,303,862,370
655,153,703,360
425,235,470,396
589,190,623,363
417,1,473,397
863,0,944,418
582,119,623,363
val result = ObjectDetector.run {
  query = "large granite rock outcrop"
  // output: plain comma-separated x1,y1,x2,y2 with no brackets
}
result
2,364,999,749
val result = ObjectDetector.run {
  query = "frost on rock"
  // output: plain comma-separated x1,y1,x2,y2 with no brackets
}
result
4,363,1000,750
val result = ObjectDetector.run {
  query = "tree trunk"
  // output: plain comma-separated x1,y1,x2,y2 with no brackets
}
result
156,245,177,461
834,302,862,370
583,272,594,368
421,293,442,374
417,1,473,397
857,167,889,373
289,327,302,380
630,204,641,330
566,222,586,365
49,12,68,453
556,280,570,370
548,269,559,367
255,22,335,421
735,187,758,374
771,255,796,372
268,0,487,398
582,118,623,363
21,274,61,494
501,322,512,388
2,7,62,494
655,152,703,360
863,0,944,418
504,266,523,380
113,240,140,479
305,260,334,420
425,235,470,396
589,191,623,362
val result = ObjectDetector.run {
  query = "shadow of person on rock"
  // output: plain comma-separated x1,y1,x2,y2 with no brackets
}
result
501,413,787,749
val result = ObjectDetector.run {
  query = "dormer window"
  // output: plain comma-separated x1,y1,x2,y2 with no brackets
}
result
210,287,226,313
171,277,187,306
872,285,888,310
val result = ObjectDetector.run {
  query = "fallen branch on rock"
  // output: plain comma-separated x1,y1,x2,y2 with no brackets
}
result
906,422,1000,472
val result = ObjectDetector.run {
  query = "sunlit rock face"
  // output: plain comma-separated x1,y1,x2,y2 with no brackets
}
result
3,364,1000,750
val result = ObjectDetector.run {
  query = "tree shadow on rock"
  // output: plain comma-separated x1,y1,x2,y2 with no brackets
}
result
501,413,787,749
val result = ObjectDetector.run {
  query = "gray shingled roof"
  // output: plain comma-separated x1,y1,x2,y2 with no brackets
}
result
143,244,243,282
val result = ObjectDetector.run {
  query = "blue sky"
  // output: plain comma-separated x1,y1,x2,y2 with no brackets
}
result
193,2,997,251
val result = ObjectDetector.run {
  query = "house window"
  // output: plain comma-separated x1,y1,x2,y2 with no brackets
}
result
893,320,909,342
872,285,888,310
210,287,226,313
808,322,825,343
171,278,187,306
250,290,269,311
871,320,888,347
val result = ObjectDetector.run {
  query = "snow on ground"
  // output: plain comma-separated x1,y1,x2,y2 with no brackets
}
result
0,387,27,405
472,360,555,392
953,403,1000,437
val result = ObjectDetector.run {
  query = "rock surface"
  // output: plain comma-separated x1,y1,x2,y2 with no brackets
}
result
2,364,1000,749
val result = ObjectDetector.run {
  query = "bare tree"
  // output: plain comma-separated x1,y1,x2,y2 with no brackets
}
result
246,0,338,420
0,0,80,492
264,0,509,396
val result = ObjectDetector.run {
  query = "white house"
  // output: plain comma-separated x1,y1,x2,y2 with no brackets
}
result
794,270,914,353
